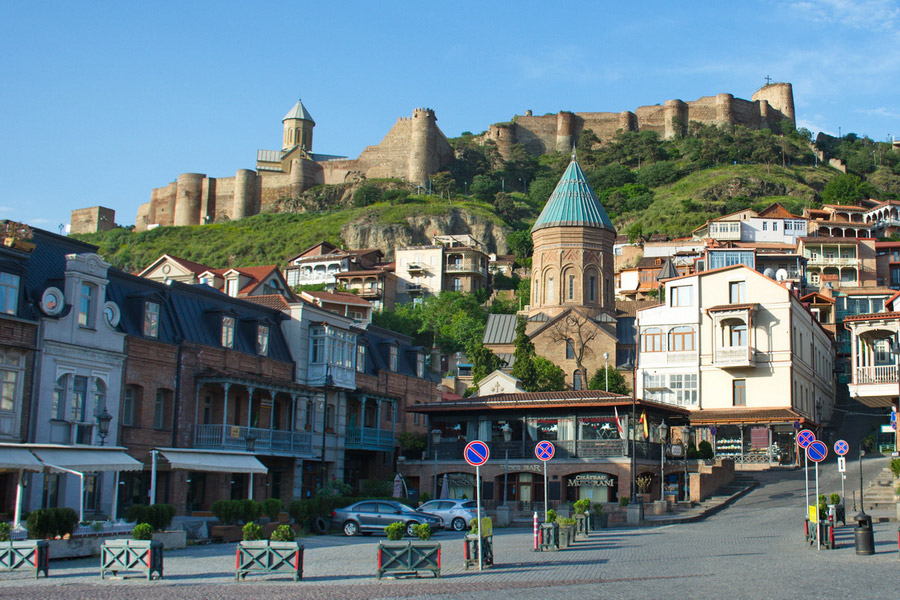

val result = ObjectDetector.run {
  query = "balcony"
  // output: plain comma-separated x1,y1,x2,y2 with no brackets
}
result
194,424,312,456
666,351,697,365
358,286,383,299
445,262,487,276
709,224,741,241
807,256,858,267
855,365,897,384
405,284,425,295
407,263,425,273
345,427,395,452
713,346,754,368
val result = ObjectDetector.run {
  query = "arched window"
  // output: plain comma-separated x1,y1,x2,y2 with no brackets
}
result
669,326,695,352
573,370,583,391
643,328,664,352
566,339,575,359
93,379,106,417
547,276,554,303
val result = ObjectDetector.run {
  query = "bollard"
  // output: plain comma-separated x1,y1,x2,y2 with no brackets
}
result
533,512,538,552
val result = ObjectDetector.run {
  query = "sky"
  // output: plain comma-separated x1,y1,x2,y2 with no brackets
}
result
2,0,899,232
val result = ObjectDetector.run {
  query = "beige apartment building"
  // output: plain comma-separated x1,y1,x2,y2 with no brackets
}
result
394,234,488,304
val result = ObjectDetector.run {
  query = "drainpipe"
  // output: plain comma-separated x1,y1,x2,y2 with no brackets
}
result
172,342,183,448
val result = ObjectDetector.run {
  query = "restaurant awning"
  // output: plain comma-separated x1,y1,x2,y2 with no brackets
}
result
156,448,268,474
0,445,45,471
29,446,143,472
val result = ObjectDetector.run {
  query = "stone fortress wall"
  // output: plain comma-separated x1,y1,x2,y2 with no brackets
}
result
71,83,795,233
484,82,795,159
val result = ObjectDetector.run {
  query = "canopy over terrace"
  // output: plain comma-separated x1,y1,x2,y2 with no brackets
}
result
150,448,268,503
0,443,142,525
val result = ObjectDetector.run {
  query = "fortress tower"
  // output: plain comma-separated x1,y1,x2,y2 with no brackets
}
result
751,82,795,125
282,99,315,151
408,108,438,186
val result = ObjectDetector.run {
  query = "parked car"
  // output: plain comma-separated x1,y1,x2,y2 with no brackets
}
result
417,499,481,532
332,500,444,537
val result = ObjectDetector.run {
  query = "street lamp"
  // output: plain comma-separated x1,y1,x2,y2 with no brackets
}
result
431,428,441,498
603,352,610,392
681,425,692,501
501,423,513,505
95,407,113,446
658,420,669,501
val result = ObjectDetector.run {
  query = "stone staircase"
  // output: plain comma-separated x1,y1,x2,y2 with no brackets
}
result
692,474,759,511
862,467,898,512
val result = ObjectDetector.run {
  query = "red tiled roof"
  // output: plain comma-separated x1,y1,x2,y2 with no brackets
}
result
244,295,291,311
408,391,690,415
708,303,759,312
843,311,900,323
303,290,372,306
687,408,811,425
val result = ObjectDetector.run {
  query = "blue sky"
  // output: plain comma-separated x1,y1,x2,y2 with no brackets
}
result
2,0,898,232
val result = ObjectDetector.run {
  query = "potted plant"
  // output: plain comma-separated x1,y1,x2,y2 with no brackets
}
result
635,474,654,503
125,504,183,550
376,521,441,579
572,499,591,536
556,517,576,548
827,493,845,525
592,502,609,529
236,523,303,582
100,523,164,580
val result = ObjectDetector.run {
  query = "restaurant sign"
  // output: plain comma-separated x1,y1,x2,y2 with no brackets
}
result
568,474,615,487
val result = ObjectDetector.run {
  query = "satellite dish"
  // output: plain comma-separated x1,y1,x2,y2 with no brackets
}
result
763,268,775,279
776,269,788,281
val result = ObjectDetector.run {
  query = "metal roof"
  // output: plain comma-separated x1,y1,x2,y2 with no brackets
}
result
482,313,518,345
531,158,614,233
257,149,282,162
283,99,315,124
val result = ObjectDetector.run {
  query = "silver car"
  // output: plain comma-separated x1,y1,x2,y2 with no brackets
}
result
417,499,480,532
332,500,444,537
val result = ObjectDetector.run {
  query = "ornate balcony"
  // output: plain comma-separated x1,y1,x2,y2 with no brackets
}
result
345,427,395,452
194,424,312,456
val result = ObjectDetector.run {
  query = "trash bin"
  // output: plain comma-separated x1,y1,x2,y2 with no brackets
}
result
854,513,875,555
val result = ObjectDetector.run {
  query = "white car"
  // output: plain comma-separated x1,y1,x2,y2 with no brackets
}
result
417,499,480,532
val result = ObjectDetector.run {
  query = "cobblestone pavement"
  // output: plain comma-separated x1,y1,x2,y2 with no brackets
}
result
1,461,897,600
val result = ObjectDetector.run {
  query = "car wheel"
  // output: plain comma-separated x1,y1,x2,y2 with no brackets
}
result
406,522,418,537
343,520,360,536
451,517,467,531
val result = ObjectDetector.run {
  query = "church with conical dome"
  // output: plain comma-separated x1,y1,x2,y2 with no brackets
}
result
524,155,622,390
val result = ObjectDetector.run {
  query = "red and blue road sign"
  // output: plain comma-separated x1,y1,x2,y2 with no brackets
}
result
807,440,828,463
535,440,555,461
464,440,490,467
834,440,849,456
797,429,816,448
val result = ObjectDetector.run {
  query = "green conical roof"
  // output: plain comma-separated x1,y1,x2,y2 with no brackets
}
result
531,158,614,233
283,99,315,124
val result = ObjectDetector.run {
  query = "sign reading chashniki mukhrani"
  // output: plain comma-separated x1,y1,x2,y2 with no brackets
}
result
568,474,615,487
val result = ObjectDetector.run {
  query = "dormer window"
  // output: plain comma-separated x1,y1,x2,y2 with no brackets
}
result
143,301,160,338
78,283,95,327
221,316,235,348
257,325,269,356
225,278,238,297
416,352,425,378
389,346,399,372
0,272,20,315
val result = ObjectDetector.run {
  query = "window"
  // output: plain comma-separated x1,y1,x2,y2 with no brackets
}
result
310,327,325,363
773,222,778,231
78,283,95,327
589,276,596,302
642,328,664,352
0,273,19,315
72,375,88,422
671,286,692,307
122,385,136,427
729,323,747,347
670,326,695,352
93,378,106,418
356,344,367,373
568,274,575,300
225,278,238,297
52,375,67,420
670,374,698,406
452,278,462,291
389,346,399,372
573,370,582,390
143,302,159,337
326,403,335,431
202,395,212,424
305,400,313,430
416,353,425,378
733,379,746,406
643,374,665,402
566,339,575,359
256,325,269,356
153,390,167,429
729,281,746,304
762,222,767,231
547,276,554,302
0,369,17,412
221,316,235,348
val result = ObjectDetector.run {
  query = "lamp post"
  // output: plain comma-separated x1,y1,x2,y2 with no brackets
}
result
681,425,692,501
658,420,669,502
95,407,113,446
501,423,512,505
603,352,609,392
431,428,441,498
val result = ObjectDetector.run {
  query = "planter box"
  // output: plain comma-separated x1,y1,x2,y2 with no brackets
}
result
538,522,559,551
574,514,590,537
558,525,575,548
100,539,164,580
152,530,186,550
0,541,49,578
210,525,243,543
463,534,493,569
591,512,609,529
235,540,303,582
46,535,113,559
376,541,441,579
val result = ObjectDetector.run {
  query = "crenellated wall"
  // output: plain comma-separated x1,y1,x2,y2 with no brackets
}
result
484,83,796,159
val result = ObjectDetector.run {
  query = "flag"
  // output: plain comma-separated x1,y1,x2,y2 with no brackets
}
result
639,410,648,439
614,407,624,439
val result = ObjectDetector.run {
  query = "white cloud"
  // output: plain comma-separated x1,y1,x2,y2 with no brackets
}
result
856,106,900,119
788,0,900,32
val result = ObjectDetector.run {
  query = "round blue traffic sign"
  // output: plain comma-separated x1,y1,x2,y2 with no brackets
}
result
464,440,490,467
535,440,555,461
797,429,816,448
807,440,828,463
834,440,849,456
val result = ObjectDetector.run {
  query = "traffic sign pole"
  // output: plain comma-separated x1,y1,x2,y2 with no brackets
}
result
806,440,828,552
476,464,483,571
815,458,820,551
543,459,548,523
463,440,490,572
534,441,555,522
798,430,816,520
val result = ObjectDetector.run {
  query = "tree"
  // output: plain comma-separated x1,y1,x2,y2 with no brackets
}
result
430,172,455,197
466,341,505,387
416,292,487,353
511,316,565,392
470,175,496,203
545,311,603,383
506,230,533,266
588,366,630,394
821,174,873,205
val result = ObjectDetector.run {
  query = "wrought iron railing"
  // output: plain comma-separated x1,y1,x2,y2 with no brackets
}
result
194,424,312,455
345,426,395,451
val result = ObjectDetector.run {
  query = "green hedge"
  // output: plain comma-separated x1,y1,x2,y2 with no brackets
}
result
26,508,78,539
124,504,176,531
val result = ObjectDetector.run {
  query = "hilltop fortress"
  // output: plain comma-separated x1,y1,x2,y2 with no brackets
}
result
70,83,795,233
483,82,794,159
